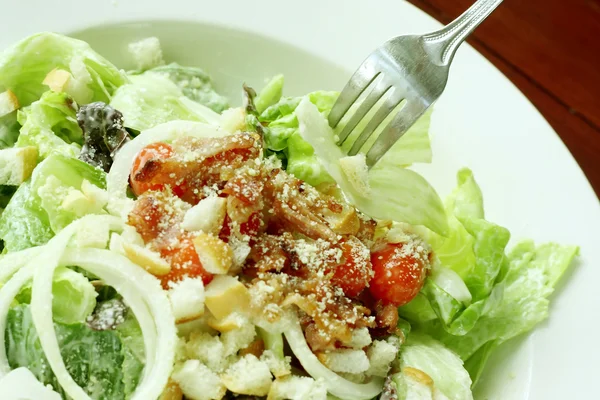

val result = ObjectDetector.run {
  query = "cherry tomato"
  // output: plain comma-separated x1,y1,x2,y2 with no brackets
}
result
159,233,213,289
130,142,174,196
331,239,372,298
369,243,429,307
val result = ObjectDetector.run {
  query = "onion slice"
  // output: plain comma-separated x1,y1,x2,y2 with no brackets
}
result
283,318,384,400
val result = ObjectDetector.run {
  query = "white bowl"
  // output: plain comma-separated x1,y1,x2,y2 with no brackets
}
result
3,0,600,398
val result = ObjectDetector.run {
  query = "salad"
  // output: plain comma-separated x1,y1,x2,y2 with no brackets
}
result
0,33,578,400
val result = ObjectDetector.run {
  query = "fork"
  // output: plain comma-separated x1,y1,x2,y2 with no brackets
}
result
329,0,503,167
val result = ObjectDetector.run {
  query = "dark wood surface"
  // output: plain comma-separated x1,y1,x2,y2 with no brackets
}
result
407,0,600,198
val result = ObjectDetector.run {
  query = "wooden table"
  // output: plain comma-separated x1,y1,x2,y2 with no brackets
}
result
407,0,600,198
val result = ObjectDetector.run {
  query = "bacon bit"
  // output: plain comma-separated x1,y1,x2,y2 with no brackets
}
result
372,302,400,338
245,235,290,275
239,339,265,358
223,173,265,204
128,191,180,242
305,322,336,352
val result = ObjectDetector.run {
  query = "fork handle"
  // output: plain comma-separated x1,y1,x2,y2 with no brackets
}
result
423,0,503,66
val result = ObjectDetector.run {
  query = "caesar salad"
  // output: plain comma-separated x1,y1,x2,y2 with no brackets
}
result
0,33,578,400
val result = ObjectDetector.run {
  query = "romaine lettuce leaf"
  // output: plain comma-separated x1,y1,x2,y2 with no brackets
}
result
295,98,448,235
420,240,577,385
148,63,229,113
396,332,473,400
0,154,106,251
0,112,20,149
15,267,97,325
400,169,510,335
255,74,284,114
258,83,433,194
5,305,140,400
0,32,127,107
16,91,82,160
0,181,54,252
110,71,221,131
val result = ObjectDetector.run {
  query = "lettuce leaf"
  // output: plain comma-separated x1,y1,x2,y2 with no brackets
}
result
0,181,54,252
0,111,20,149
148,63,229,113
399,169,578,386
0,32,127,107
254,74,284,114
5,305,141,400
295,98,448,235
15,267,97,325
258,82,433,189
16,91,82,160
396,333,473,400
0,154,106,251
400,169,510,335
110,71,221,131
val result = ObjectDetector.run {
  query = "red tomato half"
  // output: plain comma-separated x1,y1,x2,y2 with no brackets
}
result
130,142,174,196
369,243,428,307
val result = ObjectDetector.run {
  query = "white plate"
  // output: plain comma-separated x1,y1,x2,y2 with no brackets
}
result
3,0,600,398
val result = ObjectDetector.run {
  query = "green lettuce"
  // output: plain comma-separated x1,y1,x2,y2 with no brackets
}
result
5,305,141,400
0,32,127,107
254,74,284,114
110,71,221,132
0,154,106,251
15,267,97,325
148,63,229,113
16,91,82,159
295,98,448,235
0,111,20,149
395,333,473,400
399,169,578,386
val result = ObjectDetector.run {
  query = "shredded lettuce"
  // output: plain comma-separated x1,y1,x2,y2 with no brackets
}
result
0,33,127,107
110,71,221,132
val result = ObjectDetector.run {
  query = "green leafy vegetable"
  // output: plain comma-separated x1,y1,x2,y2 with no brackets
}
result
400,169,510,335
0,154,106,251
15,267,97,325
116,311,145,396
396,333,473,400
295,98,448,235
16,91,82,159
0,181,54,251
77,102,130,172
148,63,229,113
0,111,20,149
254,75,284,114
5,305,142,400
110,72,221,131
400,169,578,386
0,32,127,107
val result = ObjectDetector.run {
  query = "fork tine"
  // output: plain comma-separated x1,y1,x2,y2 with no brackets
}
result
365,101,428,167
347,90,404,155
337,79,392,146
328,58,380,128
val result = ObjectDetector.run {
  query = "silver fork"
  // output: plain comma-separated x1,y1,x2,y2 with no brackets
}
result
329,0,503,167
